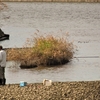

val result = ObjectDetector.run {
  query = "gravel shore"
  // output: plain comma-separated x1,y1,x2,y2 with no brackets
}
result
0,81,100,100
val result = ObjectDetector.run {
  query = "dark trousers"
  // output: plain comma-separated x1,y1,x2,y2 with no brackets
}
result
0,67,5,78
0,67,6,85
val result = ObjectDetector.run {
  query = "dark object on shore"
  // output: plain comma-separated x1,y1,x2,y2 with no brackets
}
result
0,29,9,41
0,78,6,85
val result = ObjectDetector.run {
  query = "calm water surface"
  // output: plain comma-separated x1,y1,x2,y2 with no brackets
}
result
0,2,100,84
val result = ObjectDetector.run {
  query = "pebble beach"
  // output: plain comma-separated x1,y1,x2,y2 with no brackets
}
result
0,81,100,100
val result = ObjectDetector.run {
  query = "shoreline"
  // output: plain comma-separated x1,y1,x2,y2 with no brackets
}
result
0,80,100,99
0,0,100,2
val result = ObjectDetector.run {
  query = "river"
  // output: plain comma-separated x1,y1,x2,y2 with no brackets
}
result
0,2,100,84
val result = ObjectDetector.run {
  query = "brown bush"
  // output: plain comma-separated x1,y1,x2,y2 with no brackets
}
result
7,33,74,67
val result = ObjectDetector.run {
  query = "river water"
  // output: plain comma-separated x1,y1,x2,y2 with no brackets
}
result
0,2,100,84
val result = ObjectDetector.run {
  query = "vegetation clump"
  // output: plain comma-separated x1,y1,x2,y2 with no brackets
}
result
7,34,74,68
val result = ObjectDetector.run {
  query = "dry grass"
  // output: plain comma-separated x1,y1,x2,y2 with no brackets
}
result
7,33,74,67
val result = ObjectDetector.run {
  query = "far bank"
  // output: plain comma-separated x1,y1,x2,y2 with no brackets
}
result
0,0,100,2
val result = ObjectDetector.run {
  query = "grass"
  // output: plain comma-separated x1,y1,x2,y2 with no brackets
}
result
7,33,74,68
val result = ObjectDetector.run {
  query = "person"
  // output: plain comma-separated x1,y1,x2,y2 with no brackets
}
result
0,45,6,85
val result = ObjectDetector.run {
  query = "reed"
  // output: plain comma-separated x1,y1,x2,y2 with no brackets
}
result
7,33,74,67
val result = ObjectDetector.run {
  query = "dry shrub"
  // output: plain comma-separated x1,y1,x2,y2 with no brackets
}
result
7,33,74,67
32,34,74,65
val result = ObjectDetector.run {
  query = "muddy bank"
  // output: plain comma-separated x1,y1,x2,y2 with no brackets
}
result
0,81,100,100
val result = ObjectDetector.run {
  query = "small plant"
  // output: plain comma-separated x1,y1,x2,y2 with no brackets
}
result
7,33,74,68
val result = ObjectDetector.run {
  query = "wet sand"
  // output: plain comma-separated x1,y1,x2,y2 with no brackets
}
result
0,81,100,100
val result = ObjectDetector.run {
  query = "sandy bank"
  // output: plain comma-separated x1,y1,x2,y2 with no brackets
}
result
0,81,100,100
